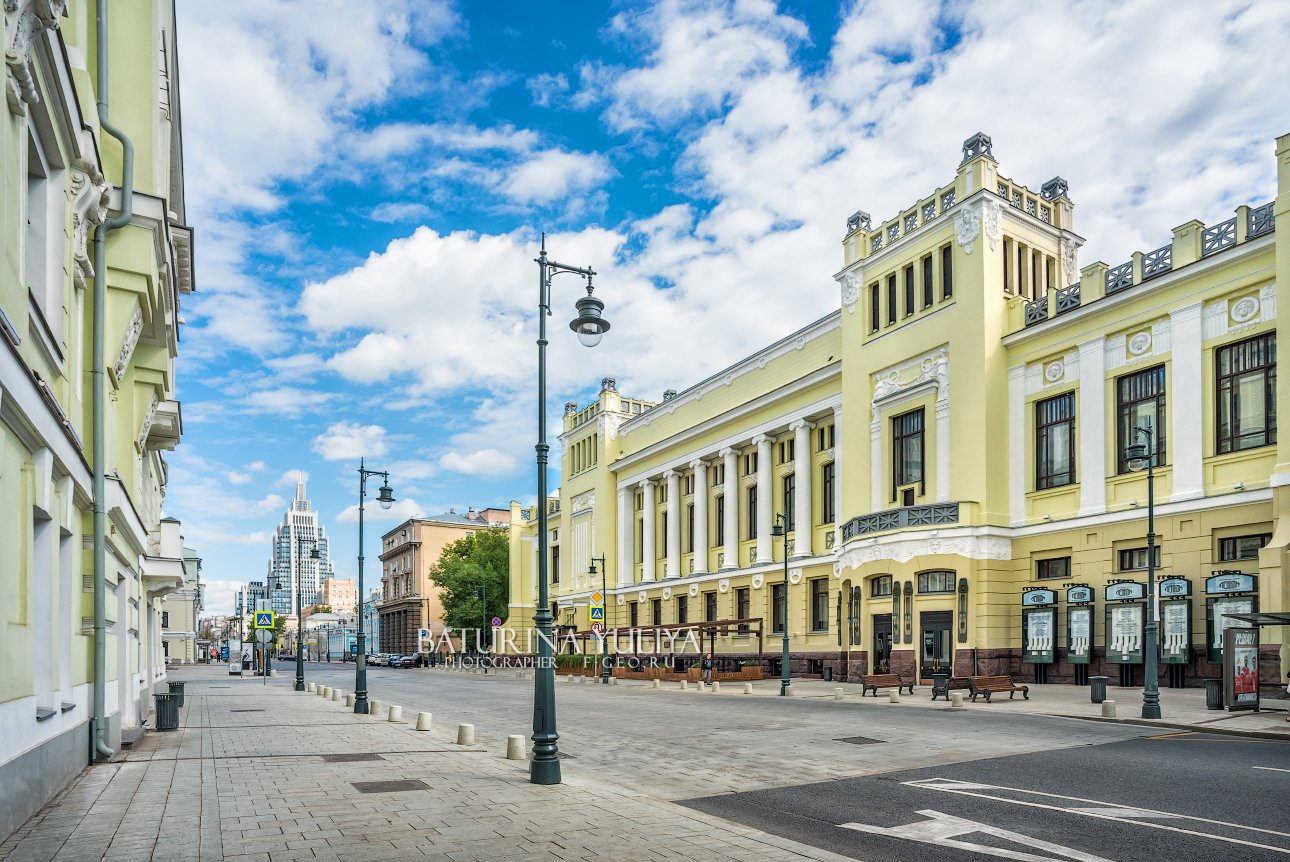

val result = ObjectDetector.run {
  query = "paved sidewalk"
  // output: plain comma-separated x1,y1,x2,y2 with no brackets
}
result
0,671,856,862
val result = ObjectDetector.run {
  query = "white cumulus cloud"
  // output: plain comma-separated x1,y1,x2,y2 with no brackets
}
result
312,422,390,461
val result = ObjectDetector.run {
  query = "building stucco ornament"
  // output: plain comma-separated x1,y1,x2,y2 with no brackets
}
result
982,197,1002,252
837,533,1012,569
954,204,980,254
113,306,143,382
1043,360,1064,383
5,0,64,115
871,347,949,421
616,594,625,606
70,162,109,288
688,583,699,597
662,586,671,600
751,574,764,589
1060,236,1078,287
137,392,158,450
841,273,861,314
571,490,595,513
718,578,729,593
1231,295,1259,324
637,590,647,603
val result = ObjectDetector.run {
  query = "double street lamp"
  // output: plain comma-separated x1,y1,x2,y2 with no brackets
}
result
1125,421,1162,720
531,235,611,786
355,458,395,714
770,514,792,696
294,536,320,691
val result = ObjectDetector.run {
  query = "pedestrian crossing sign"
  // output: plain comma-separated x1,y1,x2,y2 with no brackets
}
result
589,606,605,622
253,611,275,629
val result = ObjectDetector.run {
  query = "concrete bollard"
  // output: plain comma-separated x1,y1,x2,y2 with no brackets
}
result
950,692,964,708
369,699,383,718
651,679,661,689
784,685,794,697
610,677,618,686
415,712,433,731
506,735,526,761
306,683,316,693
578,675,586,684
888,691,900,704
344,694,355,707
743,683,753,694
387,705,402,722
321,686,330,697
330,689,340,702
834,687,844,701
457,724,475,745
1101,700,1117,718
711,681,720,693
680,680,689,691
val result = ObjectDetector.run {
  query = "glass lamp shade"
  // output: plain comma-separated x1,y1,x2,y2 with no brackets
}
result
377,483,395,509
1125,443,1149,472
570,294,610,347
771,523,785,538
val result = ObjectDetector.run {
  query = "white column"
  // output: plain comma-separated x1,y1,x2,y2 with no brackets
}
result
665,469,680,578
690,459,708,574
791,420,812,559
832,406,844,546
870,409,883,511
1008,363,1027,526
1078,336,1107,516
1170,303,1204,501
721,448,738,570
755,434,773,563
640,480,656,582
616,485,632,587
935,398,951,503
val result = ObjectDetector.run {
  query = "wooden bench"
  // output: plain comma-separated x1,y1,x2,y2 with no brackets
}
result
968,675,1029,703
860,673,914,697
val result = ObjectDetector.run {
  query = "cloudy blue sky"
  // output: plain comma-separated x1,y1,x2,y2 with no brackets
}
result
169,0,1290,615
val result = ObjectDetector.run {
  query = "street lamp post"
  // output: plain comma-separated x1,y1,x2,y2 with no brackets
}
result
531,234,611,785
294,537,320,691
476,584,489,674
771,514,791,696
355,458,395,713
1125,421,1162,720
589,556,609,684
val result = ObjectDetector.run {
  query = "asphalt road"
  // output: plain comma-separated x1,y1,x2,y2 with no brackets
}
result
681,732,1290,862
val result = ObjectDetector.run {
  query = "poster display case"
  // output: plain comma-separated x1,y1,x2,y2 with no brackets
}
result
1065,584,1093,666
1158,577,1192,665
1104,581,1145,665
1206,572,1257,664
1021,588,1056,665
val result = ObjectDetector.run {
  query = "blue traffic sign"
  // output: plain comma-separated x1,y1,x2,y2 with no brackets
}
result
253,611,275,629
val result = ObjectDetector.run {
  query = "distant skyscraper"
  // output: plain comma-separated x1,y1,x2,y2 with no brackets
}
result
265,477,335,616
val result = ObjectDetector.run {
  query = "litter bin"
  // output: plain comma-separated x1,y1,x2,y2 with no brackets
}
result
153,693,180,732
1089,675,1108,704
1204,678,1223,710
167,681,185,708
823,667,834,682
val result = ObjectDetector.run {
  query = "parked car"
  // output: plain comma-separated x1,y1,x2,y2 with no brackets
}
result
389,655,415,668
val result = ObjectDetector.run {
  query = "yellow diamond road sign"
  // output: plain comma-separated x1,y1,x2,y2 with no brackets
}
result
253,611,275,629
591,591,604,605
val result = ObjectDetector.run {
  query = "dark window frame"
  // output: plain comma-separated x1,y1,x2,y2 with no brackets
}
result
941,245,953,298
704,591,718,622
746,485,758,540
917,570,955,594
886,274,897,325
870,283,880,332
1036,557,1071,580
1116,365,1167,473
1118,546,1161,571
922,254,933,307
736,587,750,634
1219,534,1270,561
821,461,836,524
715,495,725,545
1216,332,1276,454
810,578,829,631
892,408,926,498
771,583,786,634
871,575,893,597
904,264,915,317
1035,392,1077,490
783,472,796,532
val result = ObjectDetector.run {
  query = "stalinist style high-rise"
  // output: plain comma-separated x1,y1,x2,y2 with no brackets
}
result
266,477,335,616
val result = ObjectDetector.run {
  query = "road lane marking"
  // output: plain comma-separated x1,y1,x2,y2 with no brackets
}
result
905,777,1290,855
840,809,1114,862
1252,766,1290,773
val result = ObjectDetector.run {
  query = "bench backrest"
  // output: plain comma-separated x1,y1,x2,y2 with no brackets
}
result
863,674,902,685
969,675,1013,686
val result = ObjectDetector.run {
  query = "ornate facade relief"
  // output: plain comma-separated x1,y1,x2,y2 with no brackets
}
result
1060,237,1078,287
137,392,158,451
954,204,979,254
871,346,949,416
840,272,861,314
982,197,1002,252
5,0,64,115
70,161,109,288
113,306,143,383
837,533,1012,570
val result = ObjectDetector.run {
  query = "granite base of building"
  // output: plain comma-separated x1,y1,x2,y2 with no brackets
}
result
0,720,90,844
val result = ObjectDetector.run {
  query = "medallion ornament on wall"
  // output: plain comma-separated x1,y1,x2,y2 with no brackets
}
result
1126,331,1152,356
1230,295,1259,324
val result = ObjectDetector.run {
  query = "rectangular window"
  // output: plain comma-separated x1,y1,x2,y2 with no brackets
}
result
736,588,750,633
887,274,897,324
922,254,933,307
821,462,836,524
676,595,688,624
917,570,955,593
747,486,758,539
1220,534,1270,561
635,519,643,563
651,599,662,626
715,495,725,544
686,504,695,553
1036,557,1071,580
629,602,639,627
771,583,785,634
1035,392,1076,489
1118,546,1161,571
904,264,915,316
783,473,796,531
1117,365,1167,473
551,545,560,585
941,245,953,298
810,578,829,631
870,284,880,332
892,408,925,497
1216,333,1276,454
871,575,893,597
704,592,717,622
161,611,170,628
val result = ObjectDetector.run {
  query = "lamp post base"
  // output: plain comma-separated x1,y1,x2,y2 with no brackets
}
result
294,680,304,692
530,754,561,785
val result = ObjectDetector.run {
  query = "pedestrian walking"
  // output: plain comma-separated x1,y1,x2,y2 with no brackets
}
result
701,652,714,685
1285,669,1290,722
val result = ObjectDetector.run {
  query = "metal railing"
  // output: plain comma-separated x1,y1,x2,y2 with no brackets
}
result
841,503,960,541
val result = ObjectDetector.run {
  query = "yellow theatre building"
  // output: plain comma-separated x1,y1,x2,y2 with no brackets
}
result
506,131,1290,692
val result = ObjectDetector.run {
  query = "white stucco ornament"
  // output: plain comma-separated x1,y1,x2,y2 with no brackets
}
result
841,274,861,314
662,586,671,600
5,0,64,115
718,578,730,593
688,583,699,597
955,204,980,254
616,595,625,606
1044,361,1064,383
982,197,1002,252
1060,237,1078,287
751,574,764,589
637,590,647,603
1231,296,1259,323
1127,331,1152,356
788,569,802,585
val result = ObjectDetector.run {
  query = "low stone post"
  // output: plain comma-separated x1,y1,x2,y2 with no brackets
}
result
457,724,475,745
506,735,526,760
415,712,433,731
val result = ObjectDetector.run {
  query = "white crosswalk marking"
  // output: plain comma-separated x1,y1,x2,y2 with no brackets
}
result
840,809,1115,862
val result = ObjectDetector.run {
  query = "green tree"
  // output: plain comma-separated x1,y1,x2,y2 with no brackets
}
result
428,528,510,637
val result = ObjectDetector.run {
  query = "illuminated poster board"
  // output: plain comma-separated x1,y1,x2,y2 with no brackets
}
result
1105,603,1144,665
1159,577,1191,665
1206,573,1257,664
1223,627,1260,711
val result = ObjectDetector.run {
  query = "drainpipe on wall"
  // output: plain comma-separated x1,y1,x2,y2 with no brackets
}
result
91,0,134,761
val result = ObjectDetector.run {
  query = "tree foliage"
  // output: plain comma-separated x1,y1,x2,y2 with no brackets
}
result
428,528,510,633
